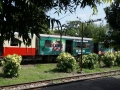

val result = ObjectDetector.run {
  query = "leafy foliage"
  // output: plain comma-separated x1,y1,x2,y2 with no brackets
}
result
104,1,120,49
114,51,120,66
1,54,22,78
53,21,108,39
92,23,108,43
101,52,116,67
62,21,80,36
56,52,77,72
81,53,98,69
105,1,120,30
0,0,112,44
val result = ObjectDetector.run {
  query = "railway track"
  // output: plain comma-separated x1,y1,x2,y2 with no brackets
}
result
0,70,120,90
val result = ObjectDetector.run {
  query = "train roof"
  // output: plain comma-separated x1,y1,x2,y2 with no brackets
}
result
14,32,92,41
39,34,92,40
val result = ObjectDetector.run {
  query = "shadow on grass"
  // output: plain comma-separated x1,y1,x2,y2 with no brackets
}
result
0,73,4,78
0,73,19,78
44,68,75,74
44,68,60,73
44,67,71,74
100,65,117,68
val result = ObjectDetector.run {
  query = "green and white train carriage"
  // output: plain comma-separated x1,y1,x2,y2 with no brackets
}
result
35,34,94,61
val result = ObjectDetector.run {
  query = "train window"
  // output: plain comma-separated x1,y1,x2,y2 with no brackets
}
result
45,40,52,47
76,42,87,48
83,43,86,48
76,42,81,48
10,38,19,46
86,43,90,48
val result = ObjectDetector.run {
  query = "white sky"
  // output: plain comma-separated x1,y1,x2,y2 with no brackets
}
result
47,3,111,26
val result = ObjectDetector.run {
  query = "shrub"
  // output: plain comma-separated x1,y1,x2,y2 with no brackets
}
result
1,54,22,78
114,51,120,66
56,52,77,73
81,53,98,69
101,52,116,67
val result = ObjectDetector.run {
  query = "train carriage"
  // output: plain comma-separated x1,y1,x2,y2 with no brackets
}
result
0,33,36,60
0,33,114,61
37,34,94,60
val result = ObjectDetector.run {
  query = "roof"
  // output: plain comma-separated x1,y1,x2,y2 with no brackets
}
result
40,34,92,40
14,32,92,40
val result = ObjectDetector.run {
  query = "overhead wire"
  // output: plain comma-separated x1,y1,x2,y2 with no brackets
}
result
58,13,71,20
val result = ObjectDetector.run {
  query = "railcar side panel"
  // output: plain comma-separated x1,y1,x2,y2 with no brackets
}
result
98,43,114,54
39,37,66,55
2,34,36,57
3,47,36,56
72,39,94,56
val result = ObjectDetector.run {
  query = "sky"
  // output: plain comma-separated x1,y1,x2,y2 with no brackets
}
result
47,3,111,26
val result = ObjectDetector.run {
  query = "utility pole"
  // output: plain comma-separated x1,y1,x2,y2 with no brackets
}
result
80,22,83,72
77,18,102,73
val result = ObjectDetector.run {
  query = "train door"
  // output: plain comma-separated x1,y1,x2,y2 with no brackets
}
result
36,37,40,55
65,40,73,54
94,43,98,54
0,45,3,56
0,38,3,56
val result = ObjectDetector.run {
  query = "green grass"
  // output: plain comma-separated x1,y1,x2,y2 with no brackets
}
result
0,63,120,86
82,66,120,73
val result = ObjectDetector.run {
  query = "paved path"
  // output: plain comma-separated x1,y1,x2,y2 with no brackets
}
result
41,75,120,90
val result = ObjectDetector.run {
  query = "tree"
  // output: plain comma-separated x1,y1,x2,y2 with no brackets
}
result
54,21,108,39
92,23,108,43
62,21,79,36
104,0,120,30
104,0,120,49
0,0,112,44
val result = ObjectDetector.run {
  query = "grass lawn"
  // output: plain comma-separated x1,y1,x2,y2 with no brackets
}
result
0,63,120,86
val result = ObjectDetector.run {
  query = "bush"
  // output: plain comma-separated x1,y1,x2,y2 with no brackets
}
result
101,52,116,67
56,52,77,73
1,54,22,78
114,51,120,66
81,53,98,69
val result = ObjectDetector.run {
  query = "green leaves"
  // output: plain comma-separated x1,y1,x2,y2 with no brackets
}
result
56,52,77,72
105,1,120,30
101,52,116,67
114,51,120,66
1,54,22,78
0,0,112,45
0,0,50,45
103,0,112,3
81,53,98,69
104,0,120,47
104,0,120,49
51,18,61,30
